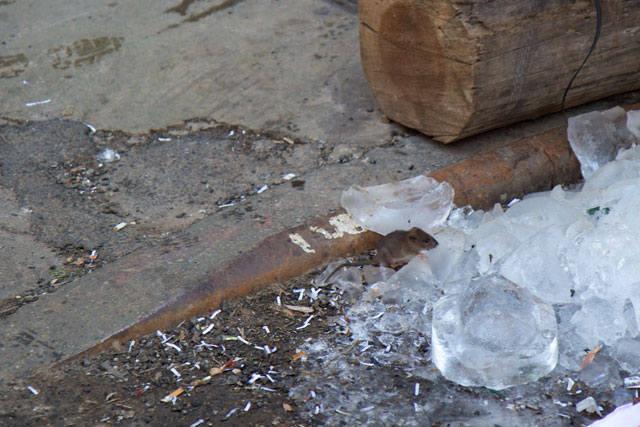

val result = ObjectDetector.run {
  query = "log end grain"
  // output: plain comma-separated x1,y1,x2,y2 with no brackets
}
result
359,0,476,143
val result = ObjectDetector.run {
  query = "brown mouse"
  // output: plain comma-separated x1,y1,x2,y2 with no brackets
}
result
324,227,438,282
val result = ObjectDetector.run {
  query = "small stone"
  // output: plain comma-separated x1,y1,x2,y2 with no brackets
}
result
61,106,74,117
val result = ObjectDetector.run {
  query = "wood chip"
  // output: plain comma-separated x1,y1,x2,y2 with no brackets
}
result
292,351,307,362
283,304,314,314
210,359,234,376
580,345,601,370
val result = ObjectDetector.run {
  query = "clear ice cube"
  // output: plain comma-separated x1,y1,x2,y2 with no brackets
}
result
567,107,637,180
446,205,484,234
422,227,468,284
500,224,576,304
626,110,640,139
612,337,640,373
431,275,558,389
340,175,454,235
577,353,621,392
467,218,522,274
506,196,584,229
570,297,627,347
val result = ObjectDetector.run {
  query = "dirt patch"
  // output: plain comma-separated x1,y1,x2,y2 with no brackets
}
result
0,271,327,426
0,119,313,262
0,118,329,318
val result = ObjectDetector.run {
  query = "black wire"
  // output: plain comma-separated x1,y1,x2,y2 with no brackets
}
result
561,0,602,118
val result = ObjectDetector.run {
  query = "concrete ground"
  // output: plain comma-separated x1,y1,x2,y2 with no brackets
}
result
1,0,639,382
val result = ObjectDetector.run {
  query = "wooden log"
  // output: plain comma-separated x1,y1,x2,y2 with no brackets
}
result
359,0,640,143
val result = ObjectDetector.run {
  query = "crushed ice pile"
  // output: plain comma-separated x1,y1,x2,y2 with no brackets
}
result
289,107,640,424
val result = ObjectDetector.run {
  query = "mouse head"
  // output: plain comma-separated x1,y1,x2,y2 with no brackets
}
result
406,227,438,250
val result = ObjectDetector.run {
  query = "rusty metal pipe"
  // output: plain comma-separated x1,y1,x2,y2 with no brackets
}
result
64,214,381,360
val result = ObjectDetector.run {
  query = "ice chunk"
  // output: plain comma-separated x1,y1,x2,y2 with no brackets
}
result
419,227,468,284
431,275,558,389
495,196,589,304
315,261,364,289
385,254,434,291
567,220,640,301
446,205,484,234
314,261,348,287
556,306,591,371
340,175,454,235
613,338,640,373
506,196,584,229
581,164,640,201
500,224,577,304
567,107,637,180
467,218,521,274
622,298,640,338
380,254,442,305
578,353,621,392
361,264,395,285
570,297,627,347
626,110,640,139
617,143,640,162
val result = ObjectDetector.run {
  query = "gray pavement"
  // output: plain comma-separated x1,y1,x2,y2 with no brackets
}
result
1,0,640,381
1,0,386,143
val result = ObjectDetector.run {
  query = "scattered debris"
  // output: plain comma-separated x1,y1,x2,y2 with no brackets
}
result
164,342,181,352
576,396,603,417
113,222,128,231
99,148,120,163
580,345,602,370
161,387,184,403
25,98,51,107
283,304,313,314
291,351,306,362
295,314,315,330
223,407,238,419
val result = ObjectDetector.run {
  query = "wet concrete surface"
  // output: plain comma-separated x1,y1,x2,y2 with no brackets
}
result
1,0,640,384
0,0,386,143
